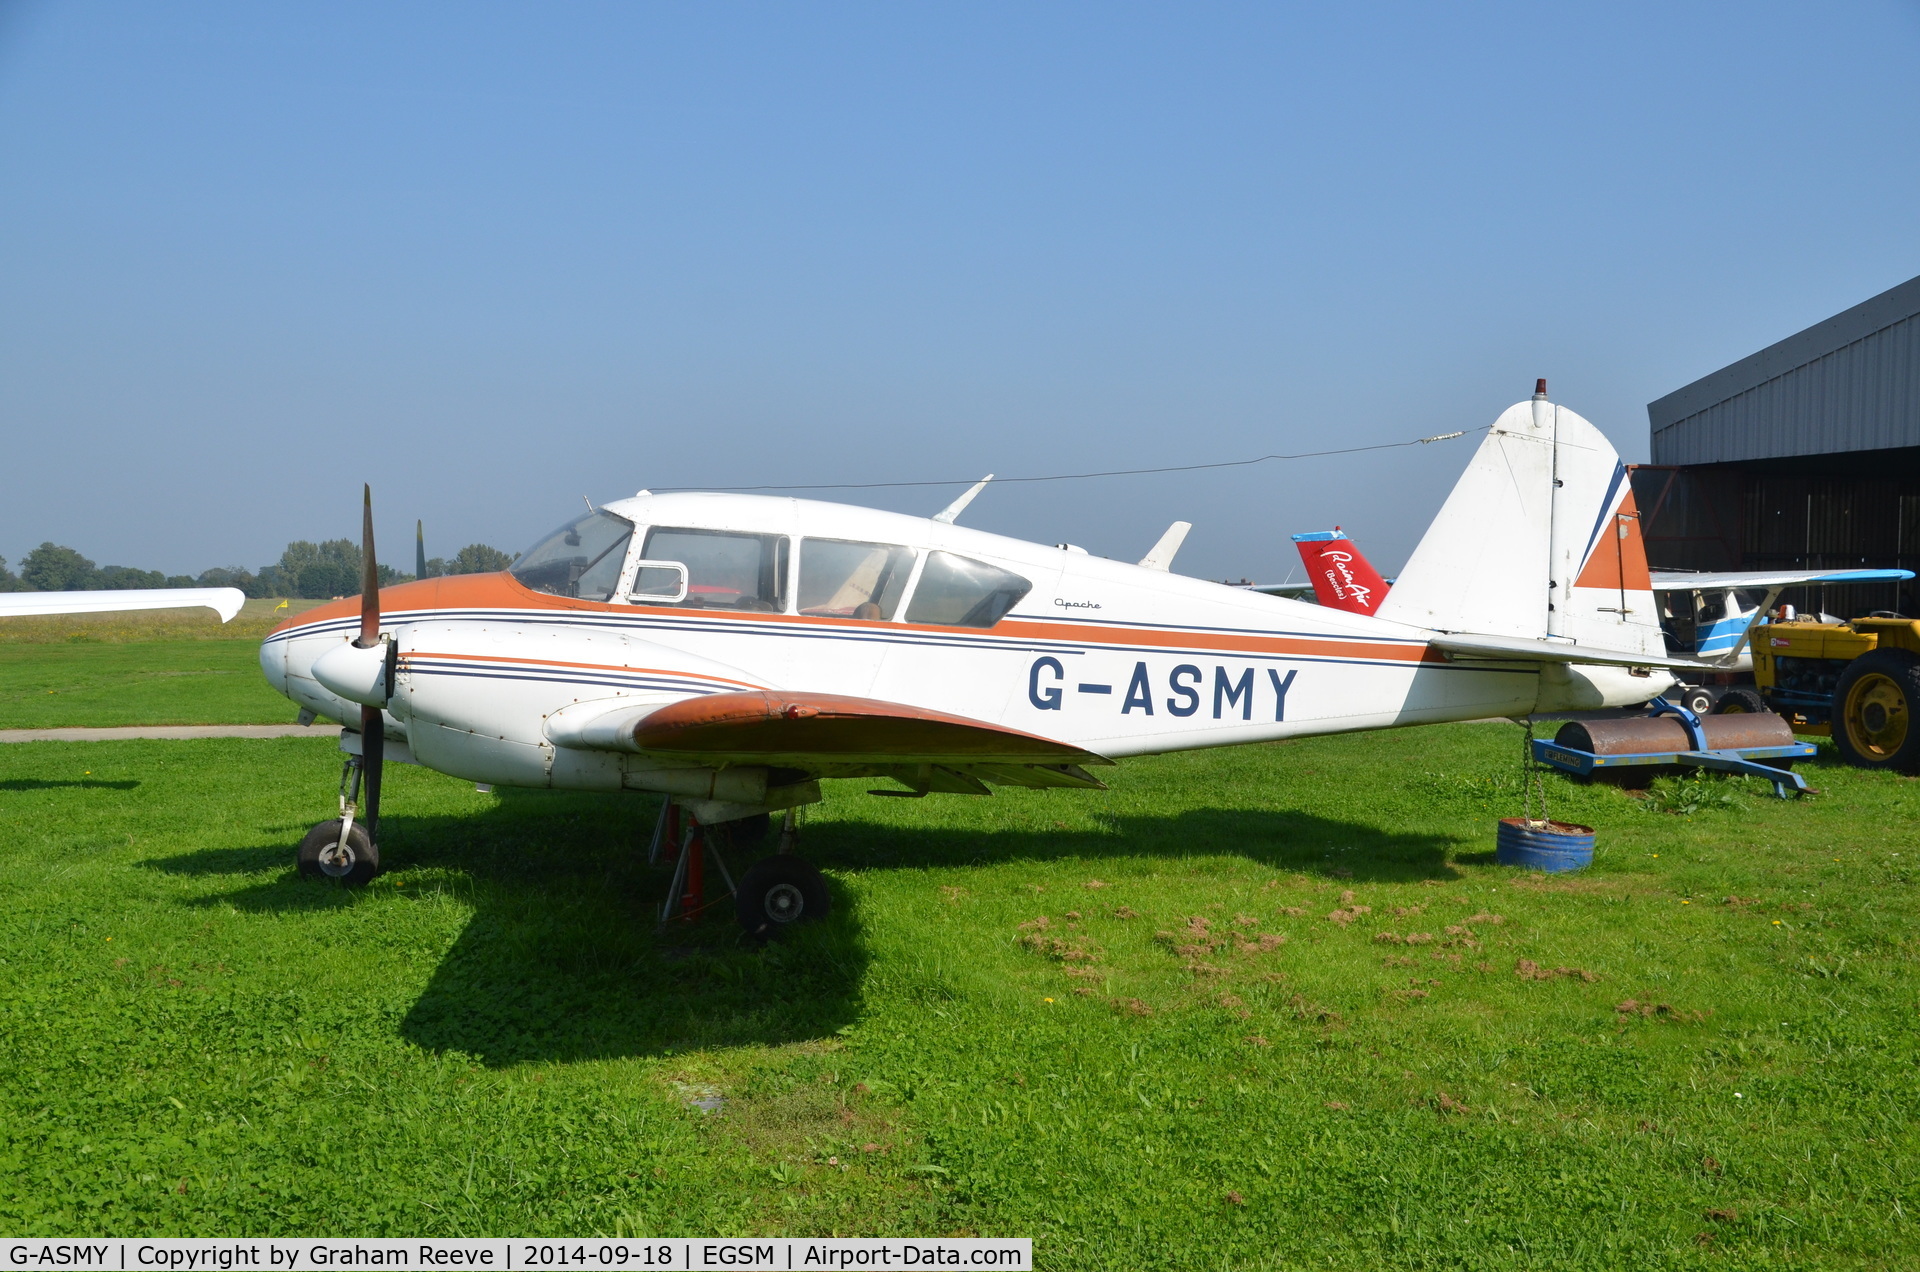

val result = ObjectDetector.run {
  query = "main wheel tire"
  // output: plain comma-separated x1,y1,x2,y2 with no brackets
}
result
296,819,380,886
735,855,830,939
1712,688,1770,715
1678,686,1716,716
1833,649,1920,772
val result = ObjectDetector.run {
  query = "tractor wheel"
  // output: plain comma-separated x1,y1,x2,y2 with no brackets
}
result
1833,650,1920,773
1712,688,1770,715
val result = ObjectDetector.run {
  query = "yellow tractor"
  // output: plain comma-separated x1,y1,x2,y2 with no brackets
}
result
1751,617,1920,771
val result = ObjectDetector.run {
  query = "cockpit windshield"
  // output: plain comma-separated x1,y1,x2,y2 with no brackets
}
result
510,509,635,601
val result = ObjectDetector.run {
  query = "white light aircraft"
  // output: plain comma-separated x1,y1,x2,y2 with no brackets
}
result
261,383,1707,936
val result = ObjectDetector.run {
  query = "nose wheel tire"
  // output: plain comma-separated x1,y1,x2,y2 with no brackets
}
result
735,855,830,939
1833,649,1920,772
297,819,380,887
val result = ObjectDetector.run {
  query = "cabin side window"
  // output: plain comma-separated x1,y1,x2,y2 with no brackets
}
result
798,539,916,620
510,509,635,602
640,527,789,611
904,551,1032,628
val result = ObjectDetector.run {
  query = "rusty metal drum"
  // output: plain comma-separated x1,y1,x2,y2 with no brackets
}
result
1553,713,1795,756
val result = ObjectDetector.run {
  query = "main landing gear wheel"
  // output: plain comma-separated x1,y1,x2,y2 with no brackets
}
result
1834,649,1920,772
735,855,830,940
1678,686,1717,716
297,819,380,887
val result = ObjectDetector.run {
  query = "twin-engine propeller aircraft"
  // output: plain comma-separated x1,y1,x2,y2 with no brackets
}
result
264,382,1709,936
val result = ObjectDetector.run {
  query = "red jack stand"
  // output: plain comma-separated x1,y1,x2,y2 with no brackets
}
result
656,802,736,924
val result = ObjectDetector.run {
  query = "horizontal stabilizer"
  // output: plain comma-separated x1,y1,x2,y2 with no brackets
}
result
0,587,246,622
1430,632,1708,671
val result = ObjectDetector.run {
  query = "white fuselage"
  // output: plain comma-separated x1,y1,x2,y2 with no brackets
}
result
262,492,1659,794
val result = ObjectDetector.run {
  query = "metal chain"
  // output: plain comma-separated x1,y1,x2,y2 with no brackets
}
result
1520,718,1550,829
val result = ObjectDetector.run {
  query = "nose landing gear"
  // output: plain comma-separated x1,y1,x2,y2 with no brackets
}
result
297,754,381,887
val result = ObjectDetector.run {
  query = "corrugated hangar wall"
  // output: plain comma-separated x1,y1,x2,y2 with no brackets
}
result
1637,273,1920,617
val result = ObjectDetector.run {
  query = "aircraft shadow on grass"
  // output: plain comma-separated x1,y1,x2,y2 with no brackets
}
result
1,777,141,792
142,789,1461,1067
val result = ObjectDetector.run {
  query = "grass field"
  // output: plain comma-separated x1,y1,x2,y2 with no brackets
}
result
2,721,1915,1265
0,600,321,728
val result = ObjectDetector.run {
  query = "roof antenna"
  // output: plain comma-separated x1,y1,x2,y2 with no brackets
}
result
1137,521,1192,571
933,474,993,525
582,494,596,513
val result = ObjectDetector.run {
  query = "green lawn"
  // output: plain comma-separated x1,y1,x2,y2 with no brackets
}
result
1,726,1915,1266
0,640,299,728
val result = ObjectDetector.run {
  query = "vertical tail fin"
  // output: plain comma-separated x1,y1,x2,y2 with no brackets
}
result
1290,529,1388,615
1374,387,1664,658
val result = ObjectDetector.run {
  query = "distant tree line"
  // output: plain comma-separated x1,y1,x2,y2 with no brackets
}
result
0,540,516,598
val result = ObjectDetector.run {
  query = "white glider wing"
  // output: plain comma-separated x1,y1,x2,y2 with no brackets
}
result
1649,567,1912,591
0,587,247,622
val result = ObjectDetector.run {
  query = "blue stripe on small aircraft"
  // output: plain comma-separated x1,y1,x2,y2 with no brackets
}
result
1810,569,1914,583
1580,462,1628,567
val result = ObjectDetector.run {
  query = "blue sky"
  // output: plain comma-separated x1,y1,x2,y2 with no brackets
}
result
3,1,1918,582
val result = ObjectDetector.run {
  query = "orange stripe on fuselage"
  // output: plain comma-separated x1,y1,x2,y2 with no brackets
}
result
274,570,1444,665
998,618,1442,664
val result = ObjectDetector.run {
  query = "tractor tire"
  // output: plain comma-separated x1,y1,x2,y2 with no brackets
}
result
1712,688,1770,715
1833,649,1920,773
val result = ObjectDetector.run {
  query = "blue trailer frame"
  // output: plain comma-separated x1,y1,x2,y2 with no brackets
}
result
1531,700,1817,798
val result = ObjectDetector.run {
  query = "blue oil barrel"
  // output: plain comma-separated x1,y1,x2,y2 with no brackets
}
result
1496,817,1595,872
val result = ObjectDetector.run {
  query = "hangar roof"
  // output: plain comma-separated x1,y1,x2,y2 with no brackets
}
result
1648,273,1920,467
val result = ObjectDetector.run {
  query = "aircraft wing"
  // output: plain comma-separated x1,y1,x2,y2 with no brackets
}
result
0,587,247,622
1649,568,1913,591
1238,582,1317,598
1429,632,1711,671
551,689,1113,793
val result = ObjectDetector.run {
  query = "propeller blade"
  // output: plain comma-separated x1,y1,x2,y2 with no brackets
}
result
356,484,386,841
361,703,385,838
357,483,380,648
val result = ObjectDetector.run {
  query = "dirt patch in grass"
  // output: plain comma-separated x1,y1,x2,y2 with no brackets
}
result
1514,959,1599,982
1616,998,1712,1024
